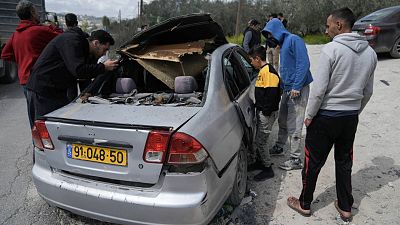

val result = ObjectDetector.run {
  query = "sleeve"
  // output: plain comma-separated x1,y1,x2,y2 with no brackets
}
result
1,34,15,61
243,31,252,53
359,71,374,113
57,37,105,79
305,51,332,119
292,37,311,91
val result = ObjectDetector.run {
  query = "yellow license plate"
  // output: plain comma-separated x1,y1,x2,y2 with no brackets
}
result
67,144,127,166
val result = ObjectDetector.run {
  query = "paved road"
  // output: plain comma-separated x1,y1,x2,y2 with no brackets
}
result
1,45,399,225
0,81,113,225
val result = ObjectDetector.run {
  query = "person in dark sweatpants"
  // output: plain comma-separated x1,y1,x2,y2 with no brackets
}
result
286,8,377,222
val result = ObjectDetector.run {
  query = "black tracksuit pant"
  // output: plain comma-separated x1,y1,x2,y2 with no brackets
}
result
299,114,359,212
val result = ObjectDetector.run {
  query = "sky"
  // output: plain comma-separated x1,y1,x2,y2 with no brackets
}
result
45,0,149,19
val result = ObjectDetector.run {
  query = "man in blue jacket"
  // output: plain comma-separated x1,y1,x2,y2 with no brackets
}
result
263,18,313,170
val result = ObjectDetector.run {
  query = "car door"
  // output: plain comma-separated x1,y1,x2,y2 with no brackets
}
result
222,48,254,145
234,48,259,140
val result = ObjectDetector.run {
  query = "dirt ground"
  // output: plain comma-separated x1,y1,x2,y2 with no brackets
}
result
212,45,400,225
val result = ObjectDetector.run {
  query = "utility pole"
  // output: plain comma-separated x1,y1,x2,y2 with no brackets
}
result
235,0,243,36
138,2,142,27
140,0,144,26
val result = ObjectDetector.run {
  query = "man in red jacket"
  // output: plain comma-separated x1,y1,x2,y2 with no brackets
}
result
1,0,62,128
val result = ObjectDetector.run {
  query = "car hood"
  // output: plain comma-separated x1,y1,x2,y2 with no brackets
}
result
45,103,201,130
117,14,227,89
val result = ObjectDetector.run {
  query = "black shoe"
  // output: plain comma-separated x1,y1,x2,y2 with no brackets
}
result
248,161,265,171
254,166,274,181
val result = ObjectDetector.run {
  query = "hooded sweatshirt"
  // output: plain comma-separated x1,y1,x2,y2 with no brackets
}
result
263,18,313,91
1,20,62,85
305,33,377,120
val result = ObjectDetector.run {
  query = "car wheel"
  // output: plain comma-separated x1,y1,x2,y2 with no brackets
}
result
390,36,400,58
0,61,18,84
226,141,248,206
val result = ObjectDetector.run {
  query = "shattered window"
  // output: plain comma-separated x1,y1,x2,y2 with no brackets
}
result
235,51,258,80
223,51,250,99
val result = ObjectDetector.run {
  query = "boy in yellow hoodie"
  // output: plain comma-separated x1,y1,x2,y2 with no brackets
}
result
248,46,281,181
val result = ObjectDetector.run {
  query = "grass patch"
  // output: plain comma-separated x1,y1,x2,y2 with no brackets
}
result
226,33,329,46
226,34,244,45
226,34,266,46
303,34,330,44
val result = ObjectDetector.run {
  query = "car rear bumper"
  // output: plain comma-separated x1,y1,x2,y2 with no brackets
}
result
32,148,236,225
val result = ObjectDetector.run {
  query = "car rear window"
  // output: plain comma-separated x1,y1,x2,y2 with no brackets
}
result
359,7,399,22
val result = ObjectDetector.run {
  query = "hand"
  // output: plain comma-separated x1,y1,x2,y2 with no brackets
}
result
103,59,119,71
290,89,300,98
304,118,312,127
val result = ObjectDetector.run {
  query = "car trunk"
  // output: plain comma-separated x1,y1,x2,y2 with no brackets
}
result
43,104,201,185
39,14,227,185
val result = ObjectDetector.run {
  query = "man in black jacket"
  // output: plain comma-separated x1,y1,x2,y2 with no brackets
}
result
26,28,119,123
242,19,261,53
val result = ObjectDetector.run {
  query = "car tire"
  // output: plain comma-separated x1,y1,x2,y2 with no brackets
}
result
390,36,400,59
226,141,248,206
0,61,18,84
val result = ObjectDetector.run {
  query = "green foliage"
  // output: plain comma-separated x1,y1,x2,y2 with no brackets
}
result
107,0,400,49
226,34,266,46
226,34,244,45
303,34,330,45
80,20,89,33
102,16,111,30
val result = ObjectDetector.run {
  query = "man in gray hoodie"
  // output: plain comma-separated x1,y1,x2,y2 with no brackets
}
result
286,7,377,221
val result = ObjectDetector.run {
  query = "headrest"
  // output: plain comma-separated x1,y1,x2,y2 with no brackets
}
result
116,78,136,94
174,76,198,94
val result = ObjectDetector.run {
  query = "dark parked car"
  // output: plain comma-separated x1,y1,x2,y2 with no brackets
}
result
352,5,400,58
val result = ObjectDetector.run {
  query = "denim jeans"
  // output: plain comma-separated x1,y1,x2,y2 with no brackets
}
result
22,85,35,129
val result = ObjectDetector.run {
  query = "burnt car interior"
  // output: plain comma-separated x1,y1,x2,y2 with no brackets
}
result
79,15,228,107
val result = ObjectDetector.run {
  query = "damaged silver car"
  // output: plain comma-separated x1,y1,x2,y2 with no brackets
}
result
32,14,258,225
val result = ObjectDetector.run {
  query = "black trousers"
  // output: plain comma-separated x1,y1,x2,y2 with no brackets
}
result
299,114,358,212
27,90,70,123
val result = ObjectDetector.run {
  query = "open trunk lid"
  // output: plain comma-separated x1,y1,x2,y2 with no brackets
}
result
117,14,227,89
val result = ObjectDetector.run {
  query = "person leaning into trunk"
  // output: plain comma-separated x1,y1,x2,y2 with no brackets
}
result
26,29,119,124
247,46,281,181
263,18,313,171
286,7,377,221
0,0,62,128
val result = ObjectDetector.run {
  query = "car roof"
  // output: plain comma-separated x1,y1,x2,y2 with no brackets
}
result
357,5,400,23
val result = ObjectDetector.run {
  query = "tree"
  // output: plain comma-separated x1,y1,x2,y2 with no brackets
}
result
102,16,111,31
81,20,89,33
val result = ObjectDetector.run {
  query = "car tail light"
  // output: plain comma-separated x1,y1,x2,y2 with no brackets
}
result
143,130,171,163
32,120,54,150
167,132,208,164
364,25,380,38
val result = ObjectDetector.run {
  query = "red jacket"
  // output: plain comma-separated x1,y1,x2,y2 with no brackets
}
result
1,20,62,85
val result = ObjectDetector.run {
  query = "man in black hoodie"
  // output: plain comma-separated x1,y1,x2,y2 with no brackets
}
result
26,28,119,123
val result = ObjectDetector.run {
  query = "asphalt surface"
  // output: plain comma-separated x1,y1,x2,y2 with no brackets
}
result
0,81,113,225
1,45,399,225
